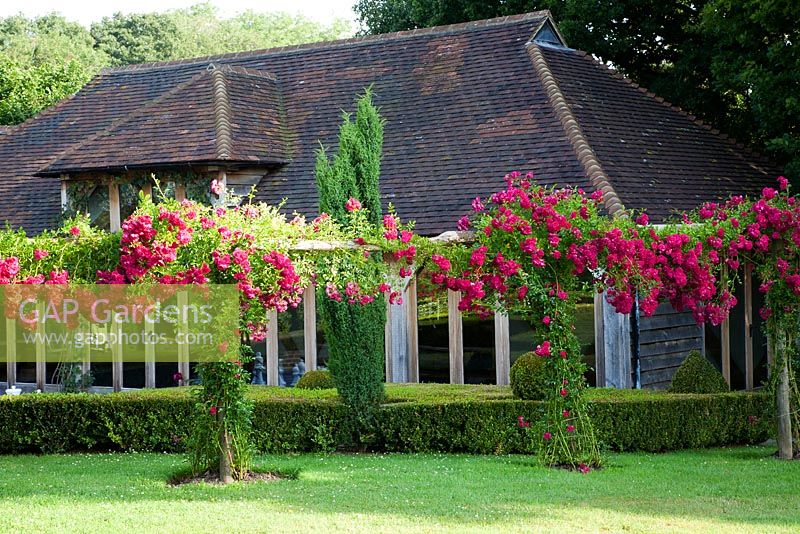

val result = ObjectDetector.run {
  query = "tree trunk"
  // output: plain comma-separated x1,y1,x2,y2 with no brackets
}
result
777,334,793,460
219,427,234,484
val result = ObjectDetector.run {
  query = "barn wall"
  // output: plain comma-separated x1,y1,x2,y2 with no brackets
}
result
635,303,703,389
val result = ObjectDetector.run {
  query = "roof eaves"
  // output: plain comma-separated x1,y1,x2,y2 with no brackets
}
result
526,43,625,216
35,69,211,177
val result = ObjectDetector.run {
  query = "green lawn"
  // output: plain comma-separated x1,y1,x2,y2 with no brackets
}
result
0,447,797,533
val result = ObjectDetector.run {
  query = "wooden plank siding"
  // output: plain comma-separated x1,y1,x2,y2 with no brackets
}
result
635,302,702,389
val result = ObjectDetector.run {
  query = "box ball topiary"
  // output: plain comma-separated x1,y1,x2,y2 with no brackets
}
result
510,352,549,400
668,350,729,394
295,370,336,390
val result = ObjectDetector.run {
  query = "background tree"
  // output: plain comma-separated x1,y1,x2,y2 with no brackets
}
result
0,14,106,124
315,89,387,442
354,0,800,181
167,3,351,59
90,12,181,66
0,3,351,125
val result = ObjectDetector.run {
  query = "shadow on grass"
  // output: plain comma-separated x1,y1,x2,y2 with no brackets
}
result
0,446,797,531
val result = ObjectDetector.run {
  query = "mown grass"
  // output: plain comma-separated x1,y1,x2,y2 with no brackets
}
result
0,446,797,533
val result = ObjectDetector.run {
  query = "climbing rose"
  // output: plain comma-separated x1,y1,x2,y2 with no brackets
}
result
543,432,552,441
209,406,218,416
431,254,451,272
69,226,80,236
517,285,528,300
210,179,224,196
345,197,362,212
33,249,48,261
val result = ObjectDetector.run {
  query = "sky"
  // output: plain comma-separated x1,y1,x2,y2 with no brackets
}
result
0,0,358,26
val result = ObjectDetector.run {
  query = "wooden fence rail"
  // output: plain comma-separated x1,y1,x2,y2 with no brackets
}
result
1,277,514,391
1,230,517,390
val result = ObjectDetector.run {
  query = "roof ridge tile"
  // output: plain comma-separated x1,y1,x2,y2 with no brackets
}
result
101,10,552,75
526,43,625,216
210,66,233,160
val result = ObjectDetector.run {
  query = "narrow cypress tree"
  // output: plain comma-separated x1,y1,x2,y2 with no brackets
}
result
315,88,386,441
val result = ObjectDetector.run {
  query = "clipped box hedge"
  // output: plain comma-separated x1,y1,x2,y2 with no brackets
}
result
0,386,772,455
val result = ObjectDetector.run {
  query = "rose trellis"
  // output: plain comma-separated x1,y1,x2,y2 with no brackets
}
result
0,172,797,479
427,172,799,467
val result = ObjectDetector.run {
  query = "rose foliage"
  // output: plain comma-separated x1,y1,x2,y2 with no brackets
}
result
0,170,798,471
429,172,800,467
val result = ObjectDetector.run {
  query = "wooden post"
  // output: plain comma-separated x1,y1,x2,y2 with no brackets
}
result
108,181,121,232
302,285,317,372
385,281,411,383
174,183,186,202
141,182,152,198
214,170,227,208
177,291,190,383
266,309,279,386
35,304,45,391
721,317,731,386
60,176,68,210
744,264,754,390
720,265,731,386
384,299,393,382
81,322,91,379
144,318,155,388
599,295,632,389
6,318,16,387
111,319,123,392
776,334,793,459
494,310,510,385
593,292,606,387
406,277,419,383
448,290,464,384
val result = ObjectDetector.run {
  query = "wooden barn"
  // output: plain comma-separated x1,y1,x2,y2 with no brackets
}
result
0,11,779,391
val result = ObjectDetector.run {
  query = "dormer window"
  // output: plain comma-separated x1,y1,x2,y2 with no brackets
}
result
532,19,566,47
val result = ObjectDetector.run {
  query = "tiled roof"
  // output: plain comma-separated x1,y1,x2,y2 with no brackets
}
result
539,45,776,220
0,11,779,235
38,65,289,174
